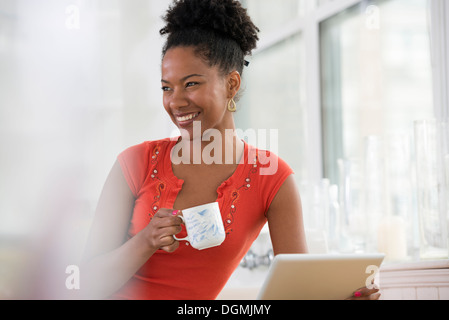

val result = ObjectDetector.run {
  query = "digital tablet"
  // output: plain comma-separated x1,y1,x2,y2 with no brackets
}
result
257,253,385,300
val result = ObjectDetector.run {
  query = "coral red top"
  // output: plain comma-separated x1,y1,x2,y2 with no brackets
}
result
112,137,293,300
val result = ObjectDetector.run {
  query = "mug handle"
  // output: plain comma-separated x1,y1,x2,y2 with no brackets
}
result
173,215,189,242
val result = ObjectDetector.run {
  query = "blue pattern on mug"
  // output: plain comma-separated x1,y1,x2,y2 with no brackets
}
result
186,208,226,248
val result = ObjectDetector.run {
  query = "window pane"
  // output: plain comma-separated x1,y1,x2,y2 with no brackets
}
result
321,0,433,185
239,1,306,183
237,33,306,183
243,0,304,34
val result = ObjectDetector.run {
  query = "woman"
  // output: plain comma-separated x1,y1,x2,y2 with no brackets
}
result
80,0,379,300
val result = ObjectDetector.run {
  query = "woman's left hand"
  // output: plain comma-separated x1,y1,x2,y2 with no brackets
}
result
347,286,381,300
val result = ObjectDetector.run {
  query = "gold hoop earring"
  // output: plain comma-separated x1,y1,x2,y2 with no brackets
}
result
228,98,237,112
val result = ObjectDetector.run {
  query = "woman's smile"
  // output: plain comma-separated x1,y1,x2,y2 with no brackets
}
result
176,111,201,127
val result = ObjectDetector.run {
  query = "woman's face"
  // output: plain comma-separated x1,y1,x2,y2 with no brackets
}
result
161,46,239,139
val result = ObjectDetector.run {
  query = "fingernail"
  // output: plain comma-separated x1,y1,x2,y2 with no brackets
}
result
354,291,362,298
172,210,179,216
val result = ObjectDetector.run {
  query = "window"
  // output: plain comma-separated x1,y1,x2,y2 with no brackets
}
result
242,0,448,263
237,34,307,183
321,0,434,185
320,0,443,262
238,0,307,184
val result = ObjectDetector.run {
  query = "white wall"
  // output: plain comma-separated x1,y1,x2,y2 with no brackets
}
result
0,0,175,298
0,0,174,238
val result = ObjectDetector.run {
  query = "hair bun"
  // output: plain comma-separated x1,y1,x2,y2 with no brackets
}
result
160,0,259,56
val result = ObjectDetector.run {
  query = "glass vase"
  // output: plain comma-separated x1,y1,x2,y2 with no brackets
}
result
414,120,448,260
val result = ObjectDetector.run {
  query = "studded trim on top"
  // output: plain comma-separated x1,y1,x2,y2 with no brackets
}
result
149,144,165,218
224,154,259,235
147,142,261,232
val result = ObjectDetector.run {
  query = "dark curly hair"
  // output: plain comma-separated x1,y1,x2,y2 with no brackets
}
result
160,0,259,75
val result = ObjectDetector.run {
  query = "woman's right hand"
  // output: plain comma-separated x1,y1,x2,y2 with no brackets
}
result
145,208,183,253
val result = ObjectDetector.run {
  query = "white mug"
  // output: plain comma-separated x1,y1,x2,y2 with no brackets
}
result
174,202,226,251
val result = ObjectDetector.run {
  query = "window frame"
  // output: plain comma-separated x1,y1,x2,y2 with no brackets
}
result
430,0,449,120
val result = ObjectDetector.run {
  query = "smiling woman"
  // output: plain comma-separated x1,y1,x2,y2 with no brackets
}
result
79,0,309,300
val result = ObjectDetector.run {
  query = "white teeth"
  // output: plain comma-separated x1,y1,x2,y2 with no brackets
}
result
177,113,199,122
